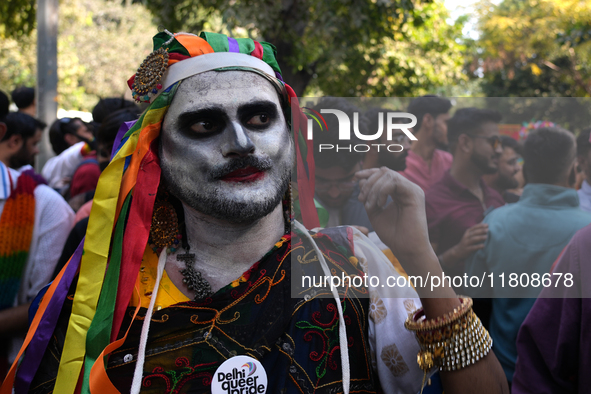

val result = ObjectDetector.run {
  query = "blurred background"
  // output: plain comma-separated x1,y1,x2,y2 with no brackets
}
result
1,0,590,164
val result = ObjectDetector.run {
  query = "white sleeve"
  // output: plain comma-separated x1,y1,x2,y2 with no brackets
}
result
350,227,433,394
41,141,86,188
18,184,75,303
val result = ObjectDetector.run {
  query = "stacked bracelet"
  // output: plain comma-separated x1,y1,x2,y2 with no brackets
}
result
404,297,493,373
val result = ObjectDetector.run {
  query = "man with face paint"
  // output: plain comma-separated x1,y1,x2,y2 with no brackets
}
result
6,32,508,394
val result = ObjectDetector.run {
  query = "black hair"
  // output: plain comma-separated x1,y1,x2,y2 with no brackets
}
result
312,97,366,171
49,117,86,154
92,97,140,124
447,107,502,148
576,128,591,158
11,86,35,109
407,95,452,132
523,127,576,184
2,112,46,142
500,135,521,155
97,108,139,146
0,91,9,121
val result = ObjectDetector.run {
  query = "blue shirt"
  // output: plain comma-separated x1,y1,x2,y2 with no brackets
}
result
465,183,591,382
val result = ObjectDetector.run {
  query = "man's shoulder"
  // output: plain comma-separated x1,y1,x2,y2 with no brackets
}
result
425,175,457,203
433,149,453,163
34,183,72,211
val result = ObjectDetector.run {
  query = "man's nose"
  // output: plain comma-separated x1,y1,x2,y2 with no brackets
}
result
495,143,503,155
328,184,341,198
402,138,411,151
222,121,255,158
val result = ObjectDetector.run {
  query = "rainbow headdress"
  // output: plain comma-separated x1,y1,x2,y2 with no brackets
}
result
1,31,319,394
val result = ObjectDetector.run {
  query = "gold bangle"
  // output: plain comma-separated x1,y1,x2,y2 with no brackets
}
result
404,296,473,332
404,297,492,372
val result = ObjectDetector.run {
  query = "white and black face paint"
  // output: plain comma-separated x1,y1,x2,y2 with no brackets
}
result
160,70,293,224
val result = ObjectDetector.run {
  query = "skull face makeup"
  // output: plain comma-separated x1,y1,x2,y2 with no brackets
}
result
160,70,293,224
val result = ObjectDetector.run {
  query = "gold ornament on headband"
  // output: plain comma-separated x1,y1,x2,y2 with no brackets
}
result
131,47,169,103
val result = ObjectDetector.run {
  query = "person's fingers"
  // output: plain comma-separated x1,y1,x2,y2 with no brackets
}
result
355,168,381,180
358,168,385,203
468,228,489,238
467,234,488,245
466,243,486,252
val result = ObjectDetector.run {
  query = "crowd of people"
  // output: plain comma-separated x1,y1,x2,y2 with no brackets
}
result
0,30,589,394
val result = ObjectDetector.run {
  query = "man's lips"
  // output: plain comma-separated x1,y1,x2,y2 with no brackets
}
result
220,166,265,182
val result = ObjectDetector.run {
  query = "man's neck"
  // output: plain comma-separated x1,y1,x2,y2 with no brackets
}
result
481,173,501,194
449,159,484,199
411,135,437,165
165,202,285,295
0,157,10,168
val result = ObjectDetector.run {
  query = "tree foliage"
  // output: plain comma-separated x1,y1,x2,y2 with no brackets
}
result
473,0,591,97
312,2,468,96
136,0,467,96
0,0,156,111
0,0,36,39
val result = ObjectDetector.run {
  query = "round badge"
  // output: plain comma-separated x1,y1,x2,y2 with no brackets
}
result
211,355,267,394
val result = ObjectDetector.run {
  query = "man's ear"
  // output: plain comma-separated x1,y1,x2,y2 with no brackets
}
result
458,133,472,154
422,113,434,133
6,134,23,150
568,160,577,188
0,122,6,141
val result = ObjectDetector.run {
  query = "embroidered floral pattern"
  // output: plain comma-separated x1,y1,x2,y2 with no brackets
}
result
369,296,387,324
296,301,353,380
357,257,368,274
403,299,416,313
380,343,409,377
142,357,216,394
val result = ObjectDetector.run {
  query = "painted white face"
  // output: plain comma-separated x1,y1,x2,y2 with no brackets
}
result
160,70,293,224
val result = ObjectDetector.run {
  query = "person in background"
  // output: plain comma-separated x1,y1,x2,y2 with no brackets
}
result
89,97,139,134
512,223,591,393
576,128,591,212
482,135,522,203
362,107,412,173
425,108,505,329
312,97,373,232
465,127,591,386
0,105,74,377
426,108,504,279
54,108,140,280
0,112,45,170
11,87,36,117
42,117,96,192
400,95,453,192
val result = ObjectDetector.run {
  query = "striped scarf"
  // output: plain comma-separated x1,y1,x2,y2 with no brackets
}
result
0,169,43,310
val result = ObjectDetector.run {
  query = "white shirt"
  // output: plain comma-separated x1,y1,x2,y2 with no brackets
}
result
578,180,591,213
41,141,86,189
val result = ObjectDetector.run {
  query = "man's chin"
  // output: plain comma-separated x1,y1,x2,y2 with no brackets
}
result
482,166,498,175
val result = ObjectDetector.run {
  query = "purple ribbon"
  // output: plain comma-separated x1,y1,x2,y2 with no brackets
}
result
228,37,240,53
14,239,85,393
111,120,137,159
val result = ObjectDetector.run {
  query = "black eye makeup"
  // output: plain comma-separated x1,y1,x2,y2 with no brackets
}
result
177,108,226,137
238,101,278,130
175,100,279,137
